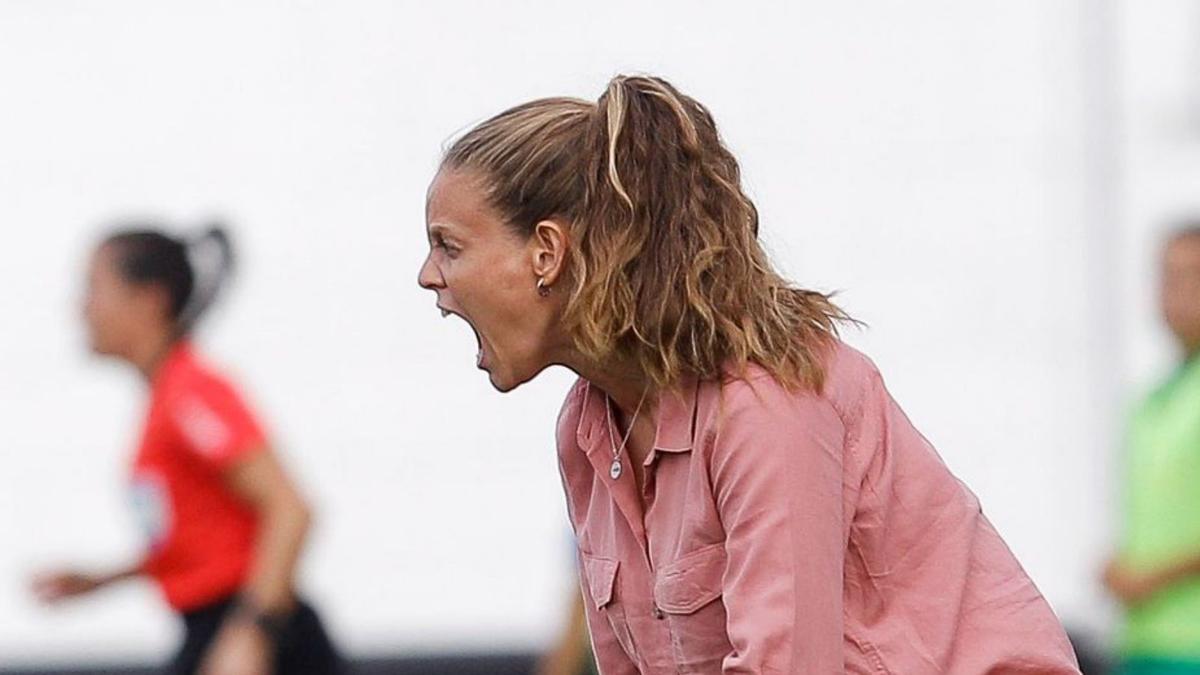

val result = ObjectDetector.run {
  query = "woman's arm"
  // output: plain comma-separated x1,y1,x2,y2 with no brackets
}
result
710,380,846,673
1105,551,1200,605
200,447,311,675
223,447,312,614
31,562,143,604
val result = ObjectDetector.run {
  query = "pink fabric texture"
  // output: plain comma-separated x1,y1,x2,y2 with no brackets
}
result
557,342,1080,674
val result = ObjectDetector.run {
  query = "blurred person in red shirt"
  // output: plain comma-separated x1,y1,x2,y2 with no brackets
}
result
32,223,341,675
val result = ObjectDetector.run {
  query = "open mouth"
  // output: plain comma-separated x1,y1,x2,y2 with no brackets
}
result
438,304,486,370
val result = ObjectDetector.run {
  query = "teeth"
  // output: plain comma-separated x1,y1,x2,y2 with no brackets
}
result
440,309,450,318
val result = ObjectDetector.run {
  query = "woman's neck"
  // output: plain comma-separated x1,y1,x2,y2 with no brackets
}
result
555,347,653,417
128,329,178,382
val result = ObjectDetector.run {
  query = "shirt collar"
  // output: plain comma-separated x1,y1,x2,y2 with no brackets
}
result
574,375,700,458
650,375,699,455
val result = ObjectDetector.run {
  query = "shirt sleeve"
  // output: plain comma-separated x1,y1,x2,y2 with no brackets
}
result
710,377,846,673
167,373,267,469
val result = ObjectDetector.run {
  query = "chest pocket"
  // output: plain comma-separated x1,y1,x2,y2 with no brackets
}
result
654,543,731,672
582,553,639,661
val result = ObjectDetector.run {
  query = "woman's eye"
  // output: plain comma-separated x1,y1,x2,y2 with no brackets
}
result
430,232,461,258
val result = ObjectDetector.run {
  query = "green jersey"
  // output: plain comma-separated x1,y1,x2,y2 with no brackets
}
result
1123,357,1200,659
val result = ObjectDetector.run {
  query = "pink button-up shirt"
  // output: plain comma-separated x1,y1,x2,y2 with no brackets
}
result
557,342,1080,674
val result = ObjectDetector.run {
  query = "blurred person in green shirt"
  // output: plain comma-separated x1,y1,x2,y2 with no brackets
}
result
1105,223,1200,675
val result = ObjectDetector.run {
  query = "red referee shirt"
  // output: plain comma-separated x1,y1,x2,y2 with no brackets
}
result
129,341,265,611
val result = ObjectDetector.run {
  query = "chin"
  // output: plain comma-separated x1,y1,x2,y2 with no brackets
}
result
87,338,112,357
485,361,552,394
486,367,524,393
489,377,519,393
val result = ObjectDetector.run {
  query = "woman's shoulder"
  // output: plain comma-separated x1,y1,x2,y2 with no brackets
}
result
720,340,883,414
158,344,249,409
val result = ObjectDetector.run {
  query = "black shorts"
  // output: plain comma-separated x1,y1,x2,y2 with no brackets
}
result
170,595,343,675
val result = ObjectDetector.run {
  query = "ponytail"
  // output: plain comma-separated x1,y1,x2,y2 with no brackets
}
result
177,224,234,333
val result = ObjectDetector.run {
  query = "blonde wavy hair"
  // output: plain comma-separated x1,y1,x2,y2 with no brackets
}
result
442,74,849,390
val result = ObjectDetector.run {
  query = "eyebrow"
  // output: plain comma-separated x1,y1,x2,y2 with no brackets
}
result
427,222,466,243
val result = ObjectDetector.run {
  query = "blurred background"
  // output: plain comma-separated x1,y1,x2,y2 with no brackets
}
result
1,0,1197,673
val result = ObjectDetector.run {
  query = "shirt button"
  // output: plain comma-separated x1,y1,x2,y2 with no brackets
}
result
654,606,665,620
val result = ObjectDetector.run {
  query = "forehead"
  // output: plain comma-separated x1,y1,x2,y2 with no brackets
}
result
425,168,501,235
1166,234,1200,261
89,243,119,273
86,246,128,293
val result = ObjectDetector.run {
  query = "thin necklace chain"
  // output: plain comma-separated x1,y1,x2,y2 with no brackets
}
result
609,388,649,479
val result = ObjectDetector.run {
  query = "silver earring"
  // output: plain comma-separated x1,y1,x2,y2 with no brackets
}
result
536,278,551,297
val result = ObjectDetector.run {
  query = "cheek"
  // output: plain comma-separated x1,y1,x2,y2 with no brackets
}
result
1166,277,1200,304
490,263,538,325
451,254,529,312
475,270,545,355
85,297,117,337
83,285,108,323
87,286,132,334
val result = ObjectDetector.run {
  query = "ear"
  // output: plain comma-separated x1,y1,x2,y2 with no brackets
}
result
529,219,570,287
136,283,175,324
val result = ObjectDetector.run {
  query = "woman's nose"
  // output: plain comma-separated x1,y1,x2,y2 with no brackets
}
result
418,254,444,290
